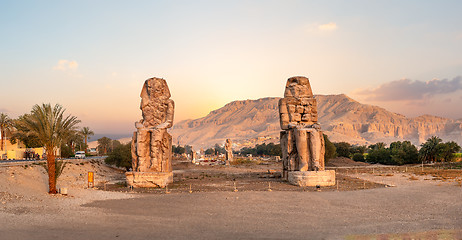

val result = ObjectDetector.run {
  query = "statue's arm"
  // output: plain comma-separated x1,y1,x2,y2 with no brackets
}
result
156,100,174,129
140,81,149,110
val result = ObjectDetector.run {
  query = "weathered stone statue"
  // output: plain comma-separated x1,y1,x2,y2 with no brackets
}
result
126,77,174,188
191,148,197,163
200,148,204,158
279,76,335,186
224,139,233,165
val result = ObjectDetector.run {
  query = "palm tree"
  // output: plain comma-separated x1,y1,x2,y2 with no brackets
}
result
419,136,442,163
97,137,112,155
0,113,13,151
80,127,94,154
67,130,84,153
20,104,80,194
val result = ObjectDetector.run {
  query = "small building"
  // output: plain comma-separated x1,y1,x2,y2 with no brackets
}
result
0,137,49,160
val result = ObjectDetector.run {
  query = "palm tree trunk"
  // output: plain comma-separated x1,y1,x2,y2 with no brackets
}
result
84,137,88,154
47,149,57,194
1,129,4,151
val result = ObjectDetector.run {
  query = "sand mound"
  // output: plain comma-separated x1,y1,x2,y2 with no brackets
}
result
0,159,133,212
327,157,370,167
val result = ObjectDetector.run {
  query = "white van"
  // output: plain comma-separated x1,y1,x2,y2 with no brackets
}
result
75,151,86,159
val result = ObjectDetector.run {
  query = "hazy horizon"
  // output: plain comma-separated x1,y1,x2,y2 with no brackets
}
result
1,1,462,136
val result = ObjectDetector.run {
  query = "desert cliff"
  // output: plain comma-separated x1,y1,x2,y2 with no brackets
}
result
171,94,462,149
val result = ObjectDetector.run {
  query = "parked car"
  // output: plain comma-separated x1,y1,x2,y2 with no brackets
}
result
75,151,86,159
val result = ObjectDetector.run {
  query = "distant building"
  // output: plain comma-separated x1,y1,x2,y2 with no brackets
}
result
0,137,49,160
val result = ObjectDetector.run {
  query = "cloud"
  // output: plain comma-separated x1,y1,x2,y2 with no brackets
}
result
53,59,78,71
318,22,338,31
355,76,462,101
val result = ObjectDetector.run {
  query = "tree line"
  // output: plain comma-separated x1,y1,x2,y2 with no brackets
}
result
332,136,461,165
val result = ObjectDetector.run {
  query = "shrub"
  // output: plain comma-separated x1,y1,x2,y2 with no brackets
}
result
389,141,419,165
334,142,351,158
323,134,336,163
352,153,365,162
105,143,132,171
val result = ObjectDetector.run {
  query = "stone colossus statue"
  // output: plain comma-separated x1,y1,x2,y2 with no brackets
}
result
131,77,174,173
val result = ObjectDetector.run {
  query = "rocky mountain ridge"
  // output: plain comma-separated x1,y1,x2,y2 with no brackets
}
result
170,94,462,149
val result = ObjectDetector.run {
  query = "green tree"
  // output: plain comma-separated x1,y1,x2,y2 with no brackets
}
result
366,143,390,164
105,143,132,170
323,134,337,162
389,141,419,165
352,153,365,162
419,136,443,163
214,143,226,155
184,145,193,155
334,142,351,158
172,145,185,154
0,113,13,151
368,142,386,150
80,126,94,154
237,143,281,157
267,143,282,157
97,137,112,155
10,114,43,148
60,143,73,158
66,130,84,153
437,141,461,162
351,145,367,155
204,148,214,155
17,104,80,194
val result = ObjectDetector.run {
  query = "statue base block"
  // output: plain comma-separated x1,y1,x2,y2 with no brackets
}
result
287,170,335,187
125,172,173,188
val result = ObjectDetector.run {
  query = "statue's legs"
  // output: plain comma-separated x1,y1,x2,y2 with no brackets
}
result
136,130,150,172
294,128,309,171
150,129,165,171
307,129,322,171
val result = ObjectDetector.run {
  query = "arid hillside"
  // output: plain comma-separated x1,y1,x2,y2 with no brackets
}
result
171,94,462,149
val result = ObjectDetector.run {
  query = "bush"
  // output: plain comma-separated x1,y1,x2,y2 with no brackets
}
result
105,143,132,171
238,143,282,157
334,142,351,158
60,144,73,158
324,134,336,164
230,158,253,165
389,141,419,165
352,153,365,162
366,147,391,164
419,137,461,163
437,141,461,162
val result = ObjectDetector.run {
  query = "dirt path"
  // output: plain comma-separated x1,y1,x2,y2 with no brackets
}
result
1,159,461,239
0,184,461,239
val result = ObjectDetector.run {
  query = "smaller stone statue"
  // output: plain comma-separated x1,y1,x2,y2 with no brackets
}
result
191,148,197,163
224,139,233,165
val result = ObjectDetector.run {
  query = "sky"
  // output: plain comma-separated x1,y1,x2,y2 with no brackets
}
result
1,0,462,138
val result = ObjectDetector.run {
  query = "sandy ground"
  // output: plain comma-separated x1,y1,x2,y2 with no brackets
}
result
0,158,461,239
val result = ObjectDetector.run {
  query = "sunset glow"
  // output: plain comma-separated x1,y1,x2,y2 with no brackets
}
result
1,1,461,137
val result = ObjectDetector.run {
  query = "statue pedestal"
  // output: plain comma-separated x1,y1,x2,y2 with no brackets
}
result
125,172,173,188
287,170,335,187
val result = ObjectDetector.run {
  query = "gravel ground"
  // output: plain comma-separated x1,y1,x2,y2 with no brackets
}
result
0,159,461,239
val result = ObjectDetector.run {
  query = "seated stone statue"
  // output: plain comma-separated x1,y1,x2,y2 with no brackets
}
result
279,76,325,174
225,139,233,165
131,77,174,173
